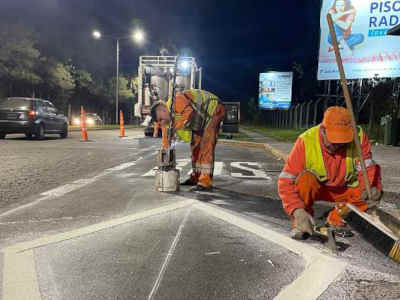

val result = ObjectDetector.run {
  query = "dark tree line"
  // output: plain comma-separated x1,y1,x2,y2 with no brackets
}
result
0,23,136,123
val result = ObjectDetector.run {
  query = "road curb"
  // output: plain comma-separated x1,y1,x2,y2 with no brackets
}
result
263,143,288,161
219,139,288,160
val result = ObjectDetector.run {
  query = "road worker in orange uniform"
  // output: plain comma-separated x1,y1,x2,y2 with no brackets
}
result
151,89,226,191
278,106,382,239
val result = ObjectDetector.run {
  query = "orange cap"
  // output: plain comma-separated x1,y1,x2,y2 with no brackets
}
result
322,106,354,143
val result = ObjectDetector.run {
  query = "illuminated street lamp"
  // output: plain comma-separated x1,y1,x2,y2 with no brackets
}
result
92,29,145,124
132,29,145,44
179,60,190,71
92,30,102,39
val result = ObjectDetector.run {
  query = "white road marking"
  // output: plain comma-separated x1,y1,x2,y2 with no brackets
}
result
195,202,348,300
0,149,157,219
2,194,347,300
147,207,191,300
3,250,41,300
205,251,221,256
230,162,271,179
142,167,158,177
267,259,275,267
142,158,191,177
2,200,194,300
3,199,194,253
213,161,225,176
143,161,272,179
144,160,226,178
176,159,191,172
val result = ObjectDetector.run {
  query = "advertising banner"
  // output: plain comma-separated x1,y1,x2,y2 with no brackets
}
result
318,0,400,80
259,72,293,109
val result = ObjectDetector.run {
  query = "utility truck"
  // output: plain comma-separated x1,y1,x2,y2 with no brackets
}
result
134,56,202,136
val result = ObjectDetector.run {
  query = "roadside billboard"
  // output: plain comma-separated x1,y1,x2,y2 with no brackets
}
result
318,0,400,80
259,72,293,109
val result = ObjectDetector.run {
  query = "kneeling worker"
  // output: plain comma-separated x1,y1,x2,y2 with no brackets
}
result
278,106,382,239
151,89,226,191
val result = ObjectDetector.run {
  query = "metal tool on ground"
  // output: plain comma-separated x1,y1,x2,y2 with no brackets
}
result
155,56,181,192
312,225,338,254
328,14,400,263
80,106,88,142
119,110,126,138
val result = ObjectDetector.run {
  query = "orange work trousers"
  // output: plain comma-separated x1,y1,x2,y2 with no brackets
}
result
153,122,160,138
190,104,226,188
295,172,368,226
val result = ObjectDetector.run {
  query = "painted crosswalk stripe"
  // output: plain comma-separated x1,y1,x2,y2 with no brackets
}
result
213,161,224,176
142,159,191,177
231,162,271,179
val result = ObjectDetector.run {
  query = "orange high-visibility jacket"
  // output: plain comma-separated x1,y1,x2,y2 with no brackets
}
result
278,127,382,216
171,92,194,130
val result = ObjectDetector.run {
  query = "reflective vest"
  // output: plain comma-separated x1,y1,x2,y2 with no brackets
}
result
167,89,220,143
300,125,364,188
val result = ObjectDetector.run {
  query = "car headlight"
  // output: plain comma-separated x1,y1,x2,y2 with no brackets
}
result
73,118,80,126
87,118,95,125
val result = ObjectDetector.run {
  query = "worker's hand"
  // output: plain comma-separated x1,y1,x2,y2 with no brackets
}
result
293,208,315,236
361,187,382,203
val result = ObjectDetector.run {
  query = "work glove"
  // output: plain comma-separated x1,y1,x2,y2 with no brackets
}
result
361,187,382,204
293,208,315,236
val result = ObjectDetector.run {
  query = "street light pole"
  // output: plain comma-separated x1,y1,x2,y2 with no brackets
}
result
92,29,145,125
116,39,120,125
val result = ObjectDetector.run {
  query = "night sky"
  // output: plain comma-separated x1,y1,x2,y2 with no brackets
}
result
0,0,321,100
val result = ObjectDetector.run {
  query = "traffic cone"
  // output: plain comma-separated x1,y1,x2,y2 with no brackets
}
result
80,106,88,142
119,110,126,138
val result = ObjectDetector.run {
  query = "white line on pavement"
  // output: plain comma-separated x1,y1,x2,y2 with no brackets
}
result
3,199,194,254
213,162,224,176
0,149,157,219
3,250,41,300
195,202,348,300
147,207,191,300
231,162,271,179
142,158,191,177
1,193,347,300
2,200,194,300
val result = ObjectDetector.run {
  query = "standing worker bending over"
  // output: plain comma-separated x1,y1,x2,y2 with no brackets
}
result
278,106,382,239
151,89,225,191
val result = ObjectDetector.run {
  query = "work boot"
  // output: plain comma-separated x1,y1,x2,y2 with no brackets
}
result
191,185,213,192
290,228,308,240
181,173,199,186
180,178,197,186
198,174,213,188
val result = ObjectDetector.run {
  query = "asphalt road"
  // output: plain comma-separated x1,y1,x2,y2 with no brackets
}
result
0,129,399,300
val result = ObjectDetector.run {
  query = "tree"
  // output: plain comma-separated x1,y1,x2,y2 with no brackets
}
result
0,24,41,96
108,75,134,103
49,63,75,91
